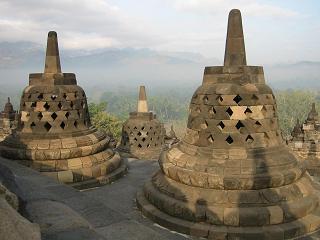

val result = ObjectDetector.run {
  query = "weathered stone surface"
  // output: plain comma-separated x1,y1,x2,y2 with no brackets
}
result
137,9,320,239
0,183,41,240
0,31,127,188
118,86,165,160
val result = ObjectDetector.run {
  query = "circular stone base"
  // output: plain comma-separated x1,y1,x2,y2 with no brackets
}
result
136,189,320,240
68,159,128,190
118,148,162,161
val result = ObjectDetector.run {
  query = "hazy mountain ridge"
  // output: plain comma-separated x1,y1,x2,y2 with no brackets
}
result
0,41,319,92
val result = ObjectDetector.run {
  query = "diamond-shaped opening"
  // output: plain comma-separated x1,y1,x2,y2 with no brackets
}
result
74,92,78,98
44,102,50,110
70,101,74,108
142,126,145,130
244,107,252,114
51,112,58,120
201,120,209,129
138,144,142,148
216,95,223,103
51,95,57,100
44,122,52,132
74,121,78,128
246,135,254,143
235,120,244,130
63,93,67,99
38,93,43,100
255,121,262,127
77,111,81,117
130,132,134,136
209,107,216,115
147,144,150,148
146,132,149,136
31,102,36,108
208,135,214,143
134,126,137,130
151,137,153,141
23,102,26,107
226,136,233,144
28,94,32,99
252,94,259,101
134,137,138,141
137,131,142,136
142,137,146,142
37,112,43,120
57,102,62,110
266,95,270,99
226,107,233,117
233,95,242,104
60,122,66,129
65,112,70,119
155,143,158,147
30,122,36,128
264,132,270,139
217,121,225,130
150,126,153,130
261,106,267,116
203,95,209,103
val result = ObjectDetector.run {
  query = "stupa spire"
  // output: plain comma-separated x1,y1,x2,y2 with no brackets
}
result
224,9,247,66
137,86,148,112
44,31,61,74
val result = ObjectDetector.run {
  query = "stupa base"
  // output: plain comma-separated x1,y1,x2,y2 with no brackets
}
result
118,147,163,160
137,189,320,239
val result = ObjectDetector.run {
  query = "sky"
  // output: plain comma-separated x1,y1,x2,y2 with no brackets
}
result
0,0,319,64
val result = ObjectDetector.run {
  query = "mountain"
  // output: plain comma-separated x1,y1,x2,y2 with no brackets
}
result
0,41,319,97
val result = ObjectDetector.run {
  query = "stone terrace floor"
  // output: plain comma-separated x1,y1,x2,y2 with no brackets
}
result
0,157,199,240
1,157,320,239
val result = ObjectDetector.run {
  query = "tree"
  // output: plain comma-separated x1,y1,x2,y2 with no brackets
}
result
88,102,123,140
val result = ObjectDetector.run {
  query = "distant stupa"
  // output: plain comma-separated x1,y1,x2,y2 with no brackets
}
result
118,86,165,160
288,103,320,177
0,31,127,188
0,97,18,140
137,9,320,239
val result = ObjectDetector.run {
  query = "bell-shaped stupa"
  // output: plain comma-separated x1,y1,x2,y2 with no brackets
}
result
137,9,320,239
0,31,127,189
118,86,165,160
0,97,18,140
288,103,320,177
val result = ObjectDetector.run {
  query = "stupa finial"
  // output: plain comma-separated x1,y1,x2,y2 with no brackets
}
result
137,86,148,112
224,9,247,66
44,31,61,74
7,97,10,103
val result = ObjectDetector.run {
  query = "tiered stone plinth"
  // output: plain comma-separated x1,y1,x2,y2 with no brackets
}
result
288,103,320,177
0,98,17,141
0,31,126,188
137,9,320,239
119,86,165,160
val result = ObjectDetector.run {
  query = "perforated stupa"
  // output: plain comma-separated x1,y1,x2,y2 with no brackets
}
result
137,9,320,239
0,31,127,188
118,86,165,160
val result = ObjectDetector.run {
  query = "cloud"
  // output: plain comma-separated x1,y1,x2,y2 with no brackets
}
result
0,0,161,49
171,0,299,18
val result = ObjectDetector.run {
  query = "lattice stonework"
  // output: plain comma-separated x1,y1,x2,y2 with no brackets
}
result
20,85,90,134
119,112,165,160
186,92,281,148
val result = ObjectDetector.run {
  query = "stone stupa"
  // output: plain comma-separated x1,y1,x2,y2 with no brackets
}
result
0,31,127,189
118,86,165,160
137,9,320,239
0,97,18,141
288,103,320,177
